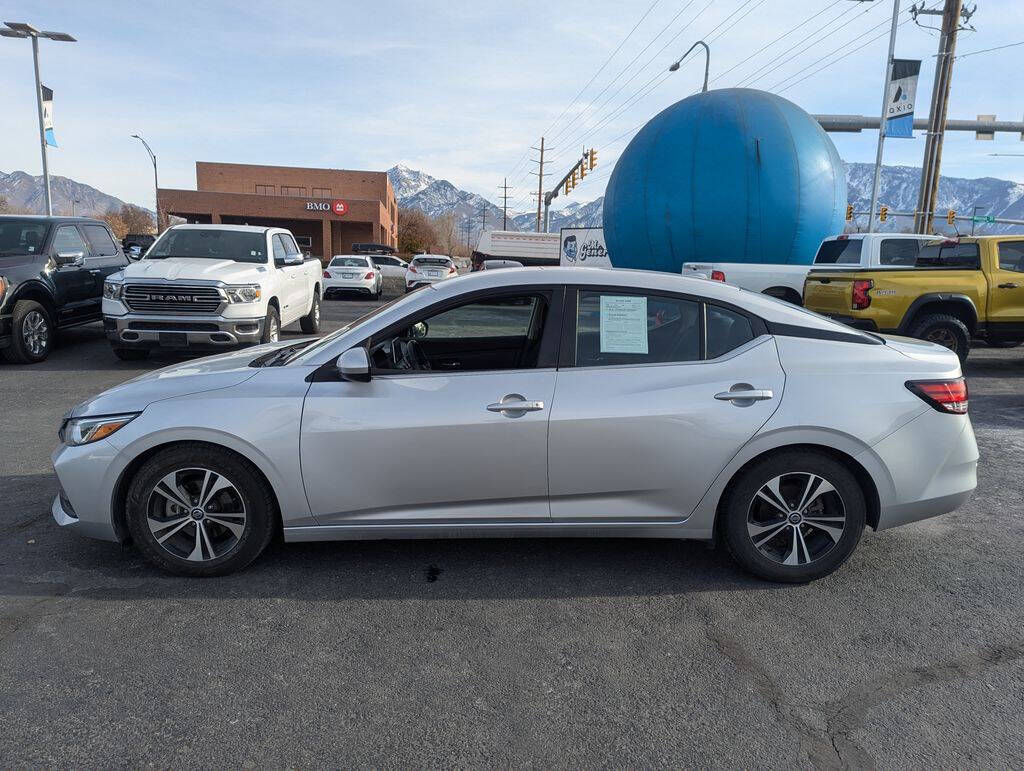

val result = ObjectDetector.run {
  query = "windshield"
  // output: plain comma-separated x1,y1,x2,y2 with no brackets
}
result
287,291,422,364
0,220,49,256
330,257,370,267
146,228,268,263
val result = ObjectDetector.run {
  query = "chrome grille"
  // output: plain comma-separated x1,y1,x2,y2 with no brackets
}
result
123,284,223,315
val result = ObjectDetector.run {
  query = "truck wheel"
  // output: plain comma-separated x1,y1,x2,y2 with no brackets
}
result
125,443,276,576
112,347,150,361
299,292,320,334
909,313,970,363
3,300,53,364
261,306,280,344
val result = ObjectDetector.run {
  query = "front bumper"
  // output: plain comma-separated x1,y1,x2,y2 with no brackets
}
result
51,439,124,542
104,313,265,350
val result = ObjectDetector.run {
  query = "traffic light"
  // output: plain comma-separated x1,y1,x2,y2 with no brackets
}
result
589,148,598,170
845,204,853,222
571,168,579,189
579,159,586,179
879,205,888,223
564,179,570,196
947,209,956,225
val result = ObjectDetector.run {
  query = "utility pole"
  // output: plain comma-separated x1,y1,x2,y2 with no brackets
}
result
913,0,973,234
479,203,488,233
867,0,901,234
498,178,510,230
530,137,546,233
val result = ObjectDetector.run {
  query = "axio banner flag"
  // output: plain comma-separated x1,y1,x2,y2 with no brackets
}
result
560,226,611,268
41,85,57,147
886,59,920,139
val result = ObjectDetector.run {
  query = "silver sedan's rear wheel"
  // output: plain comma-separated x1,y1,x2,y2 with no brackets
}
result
126,444,276,576
722,451,866,583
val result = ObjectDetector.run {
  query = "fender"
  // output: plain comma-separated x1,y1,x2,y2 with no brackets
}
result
899,293,978,334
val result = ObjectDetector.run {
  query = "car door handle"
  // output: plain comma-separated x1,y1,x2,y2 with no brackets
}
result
714,389,774,402
487,394,544,416
998,282,1019,289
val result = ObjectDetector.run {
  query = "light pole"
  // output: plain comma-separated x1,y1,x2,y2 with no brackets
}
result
866,0,901,234
131,134,161,233
668,41,710,92
71,198,79,216
1,22,76,216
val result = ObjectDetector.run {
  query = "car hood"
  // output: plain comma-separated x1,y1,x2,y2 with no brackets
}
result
122,257,268,284
68,341,293,417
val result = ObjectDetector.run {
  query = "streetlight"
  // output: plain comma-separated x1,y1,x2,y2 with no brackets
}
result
131,134,161,234
668,41,710,93
1,21,76,216
71,198,79,216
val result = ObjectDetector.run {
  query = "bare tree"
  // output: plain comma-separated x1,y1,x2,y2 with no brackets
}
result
397,207,438,255
119,204,155,234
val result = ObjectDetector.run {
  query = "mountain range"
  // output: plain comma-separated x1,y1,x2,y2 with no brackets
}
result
4,163,1022,237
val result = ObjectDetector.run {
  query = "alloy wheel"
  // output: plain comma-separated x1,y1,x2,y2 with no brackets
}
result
313,298,320,324
926,327,958,352
22,310,49,356
746,472,847,566
269,317,280,342
146,468,247,562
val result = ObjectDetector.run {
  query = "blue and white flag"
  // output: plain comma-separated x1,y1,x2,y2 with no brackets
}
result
886,59,920,139
41,85,57,147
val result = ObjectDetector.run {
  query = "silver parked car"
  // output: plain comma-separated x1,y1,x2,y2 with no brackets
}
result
52,268,977,581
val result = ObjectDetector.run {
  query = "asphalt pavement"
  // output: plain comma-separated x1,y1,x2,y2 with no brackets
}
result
1,292,1022,768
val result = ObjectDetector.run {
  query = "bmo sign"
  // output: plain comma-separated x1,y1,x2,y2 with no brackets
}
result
305,199,349,216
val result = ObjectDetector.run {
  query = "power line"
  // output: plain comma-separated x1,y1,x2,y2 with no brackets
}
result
956,40,1024,58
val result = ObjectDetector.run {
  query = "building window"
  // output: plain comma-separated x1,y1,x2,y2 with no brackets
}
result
296,235,313,249
281,186,307,197
255,184,275,195
311,187,331,198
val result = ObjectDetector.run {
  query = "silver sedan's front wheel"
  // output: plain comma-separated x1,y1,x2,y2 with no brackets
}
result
126,444,275,576
722,451,866,583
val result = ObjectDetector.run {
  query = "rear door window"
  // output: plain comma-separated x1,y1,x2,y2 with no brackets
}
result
575,291,700,367
814,239,863,265
706,305,754,358
82,224,119,257
997,242,1024,272
879,239,921,266
916,242,981,269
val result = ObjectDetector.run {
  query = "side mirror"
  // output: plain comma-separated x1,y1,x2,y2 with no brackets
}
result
337,347,371,382
56,250,85,267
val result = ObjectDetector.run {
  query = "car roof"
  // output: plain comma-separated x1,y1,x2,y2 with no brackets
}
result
424,267,851,333
0,214,108,224
168,224,271,233
412,254,453,259
330,255,371,260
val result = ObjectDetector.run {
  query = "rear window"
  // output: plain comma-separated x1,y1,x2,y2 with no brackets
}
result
413,257,452,267
814,239,862,265
330,257,370,267
916,242,980,269
0,220,49,256
879,239,921,266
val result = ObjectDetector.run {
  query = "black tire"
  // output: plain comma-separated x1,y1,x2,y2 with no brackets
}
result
261,305,281,344
112,347,150,361
2,299,53,364
125,444,276,577
299,291,321,334
720,450,867,583
909,313,970,363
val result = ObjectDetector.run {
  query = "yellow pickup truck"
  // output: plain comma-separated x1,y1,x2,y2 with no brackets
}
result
803,235,1024,362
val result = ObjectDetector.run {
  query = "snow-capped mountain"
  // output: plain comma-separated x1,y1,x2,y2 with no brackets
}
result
387,164,437,200
845,162,1024,233
0,170,151,217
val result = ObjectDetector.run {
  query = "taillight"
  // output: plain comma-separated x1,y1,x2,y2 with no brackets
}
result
906,378,968,414
364,271,375,280
409,264,418,273
852,279,873,310
323,270,330,278
710,270,726,282
448,266,457,274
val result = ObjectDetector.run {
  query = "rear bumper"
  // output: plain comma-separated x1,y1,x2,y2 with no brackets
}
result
324,278,377,295
104,313,265,350
863,411,978,530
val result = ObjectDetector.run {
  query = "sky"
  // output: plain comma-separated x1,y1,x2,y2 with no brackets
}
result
2,0,1023,215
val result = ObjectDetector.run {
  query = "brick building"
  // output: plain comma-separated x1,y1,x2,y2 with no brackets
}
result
158,162,398,260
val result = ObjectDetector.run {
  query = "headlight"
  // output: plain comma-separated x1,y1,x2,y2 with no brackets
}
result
102,280,123,300
224,284,262,303
0,276,8,301
59,413,138,446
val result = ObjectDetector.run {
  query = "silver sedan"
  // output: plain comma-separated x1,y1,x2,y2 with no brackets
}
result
51,267,978,581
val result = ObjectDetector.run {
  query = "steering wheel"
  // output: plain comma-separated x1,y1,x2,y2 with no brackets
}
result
392,338,432,371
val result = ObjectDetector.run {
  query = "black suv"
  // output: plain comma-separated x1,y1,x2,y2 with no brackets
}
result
0,216,128,363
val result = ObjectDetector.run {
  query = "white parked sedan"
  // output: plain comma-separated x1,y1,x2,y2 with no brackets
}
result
51,267,977,581
405,254,457,291
323,256,382,299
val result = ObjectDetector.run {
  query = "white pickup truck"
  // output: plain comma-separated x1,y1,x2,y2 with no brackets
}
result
681,233,936,304
102,224,322,360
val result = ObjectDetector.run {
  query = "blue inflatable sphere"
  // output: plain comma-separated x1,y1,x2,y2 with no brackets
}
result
603,88,846,271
